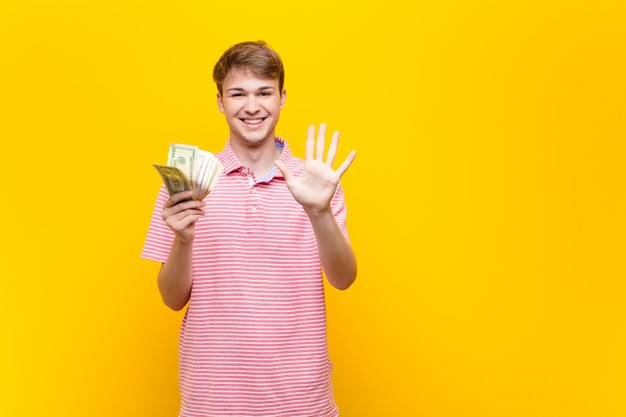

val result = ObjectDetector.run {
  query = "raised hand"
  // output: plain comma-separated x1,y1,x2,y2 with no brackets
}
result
275,124,356,213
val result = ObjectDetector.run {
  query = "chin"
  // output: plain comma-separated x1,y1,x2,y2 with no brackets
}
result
240,130,273,144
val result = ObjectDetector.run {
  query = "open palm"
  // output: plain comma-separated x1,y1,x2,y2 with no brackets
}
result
275,124,356,212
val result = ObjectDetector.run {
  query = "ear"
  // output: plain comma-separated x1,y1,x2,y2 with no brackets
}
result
280,89,287,110
217,92,225,114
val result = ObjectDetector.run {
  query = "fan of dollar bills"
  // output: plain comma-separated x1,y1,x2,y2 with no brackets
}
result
153,143,224,201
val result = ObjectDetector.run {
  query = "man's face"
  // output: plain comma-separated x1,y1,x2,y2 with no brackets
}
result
217,68,286,148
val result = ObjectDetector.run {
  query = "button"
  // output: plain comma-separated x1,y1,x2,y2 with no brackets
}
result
251,207,257,213
242,167,249,175
250,188,257,193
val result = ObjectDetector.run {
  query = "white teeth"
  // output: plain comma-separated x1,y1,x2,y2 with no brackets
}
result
243,119,263,125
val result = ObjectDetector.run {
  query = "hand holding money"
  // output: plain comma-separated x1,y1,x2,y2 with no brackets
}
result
153,143,224,201
160,190,206,243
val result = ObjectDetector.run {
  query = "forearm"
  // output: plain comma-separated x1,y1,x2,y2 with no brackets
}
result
306,207,357,290
158,238,194,311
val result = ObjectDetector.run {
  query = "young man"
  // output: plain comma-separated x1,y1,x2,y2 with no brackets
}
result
142,41,357,417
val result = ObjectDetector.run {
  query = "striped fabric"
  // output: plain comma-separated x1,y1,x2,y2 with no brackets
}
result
141,138,348,417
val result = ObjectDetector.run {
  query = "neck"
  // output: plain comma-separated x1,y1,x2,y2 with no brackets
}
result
230,136,280,178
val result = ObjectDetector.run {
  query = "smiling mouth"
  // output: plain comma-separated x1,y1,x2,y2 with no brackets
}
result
240,118,265,125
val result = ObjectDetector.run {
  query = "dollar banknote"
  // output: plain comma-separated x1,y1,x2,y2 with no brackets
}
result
168,143,197,179
153,143,224,200
152,164,192,197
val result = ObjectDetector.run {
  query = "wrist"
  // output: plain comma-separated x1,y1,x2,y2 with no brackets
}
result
173,234,195,246
304,205,333,220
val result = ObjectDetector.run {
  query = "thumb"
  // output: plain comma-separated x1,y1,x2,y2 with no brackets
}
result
274,160,293,182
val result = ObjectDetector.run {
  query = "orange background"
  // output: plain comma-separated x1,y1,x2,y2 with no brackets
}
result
1,1,625,416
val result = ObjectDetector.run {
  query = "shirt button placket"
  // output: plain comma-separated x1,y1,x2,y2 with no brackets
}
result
242,166,258,217
250,184,258,214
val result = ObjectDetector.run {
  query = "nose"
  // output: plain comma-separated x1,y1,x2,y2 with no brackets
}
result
244,95,260,114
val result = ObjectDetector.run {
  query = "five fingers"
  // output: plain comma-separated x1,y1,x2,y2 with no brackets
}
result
306,123,356,176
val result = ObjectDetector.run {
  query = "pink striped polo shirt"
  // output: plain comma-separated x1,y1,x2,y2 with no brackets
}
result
141,137,349,417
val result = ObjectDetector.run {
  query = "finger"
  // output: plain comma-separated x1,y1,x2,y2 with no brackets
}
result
316,123,326,160
274,160,293,183
166,191,193,208
165,209,204,229
326,130,340,166
163,201,204,224
166,198,204,214
306,125,315,160
167,205,205,219
335,150,356,178
170,214,202,231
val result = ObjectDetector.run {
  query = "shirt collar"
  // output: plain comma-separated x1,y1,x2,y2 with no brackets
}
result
219,137,293,178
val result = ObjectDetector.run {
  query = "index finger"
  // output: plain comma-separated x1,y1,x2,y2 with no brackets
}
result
166,190,193,208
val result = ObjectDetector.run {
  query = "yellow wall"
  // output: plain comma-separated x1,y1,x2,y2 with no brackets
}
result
1,1,625,416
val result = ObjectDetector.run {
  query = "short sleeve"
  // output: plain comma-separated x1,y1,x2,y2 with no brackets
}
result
140,186,175,263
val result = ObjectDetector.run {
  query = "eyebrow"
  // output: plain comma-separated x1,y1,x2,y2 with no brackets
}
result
226,86,276,93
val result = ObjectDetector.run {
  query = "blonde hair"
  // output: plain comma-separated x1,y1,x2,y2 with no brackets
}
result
213,41,285,95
